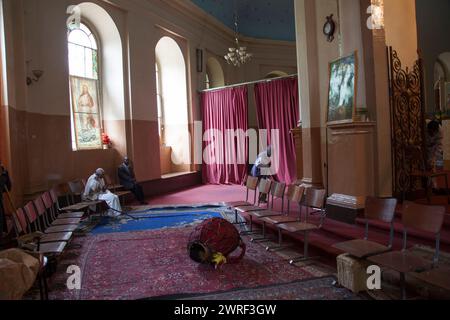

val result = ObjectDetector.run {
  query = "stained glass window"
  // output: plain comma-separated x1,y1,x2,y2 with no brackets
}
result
68,23,102,150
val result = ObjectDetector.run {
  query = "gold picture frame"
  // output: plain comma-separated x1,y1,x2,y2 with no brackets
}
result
327,51,358,124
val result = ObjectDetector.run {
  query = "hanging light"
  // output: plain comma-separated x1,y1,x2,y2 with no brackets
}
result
224,14,253,67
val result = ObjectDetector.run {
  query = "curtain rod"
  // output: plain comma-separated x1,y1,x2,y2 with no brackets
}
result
199,74,298,93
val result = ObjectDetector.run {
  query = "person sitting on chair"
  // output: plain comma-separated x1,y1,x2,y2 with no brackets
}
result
83,168,122,218
0,160,12,239
251,146,272,203
118,157,147,205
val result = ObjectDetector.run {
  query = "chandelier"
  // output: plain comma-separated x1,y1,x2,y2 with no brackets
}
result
224,14,252,67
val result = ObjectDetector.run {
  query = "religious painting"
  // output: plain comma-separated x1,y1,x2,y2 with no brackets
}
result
70,76,102,150
327,52,357,123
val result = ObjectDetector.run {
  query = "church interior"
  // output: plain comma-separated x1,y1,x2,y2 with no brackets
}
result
1,0,450,302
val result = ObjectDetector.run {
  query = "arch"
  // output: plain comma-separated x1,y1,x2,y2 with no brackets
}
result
67,2,125,153
265,70,289,79
155,36,190,169
206,57,225,88
77,2,125,122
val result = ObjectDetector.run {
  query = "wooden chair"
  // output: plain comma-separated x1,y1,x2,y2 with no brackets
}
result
404,145,449,204
34,196,81,229
226,176,259,224
250,184,302,242
411,265,450,292
333,197,397,258
269,189,327,263
24,202,78,234
46,190,84,219
234,179,273,234
368,202,445,300
68,180,85,204
104,174,123,192
12,208,69,254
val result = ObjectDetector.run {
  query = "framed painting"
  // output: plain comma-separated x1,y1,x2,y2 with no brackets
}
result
327,52,358,124
70,76,102,150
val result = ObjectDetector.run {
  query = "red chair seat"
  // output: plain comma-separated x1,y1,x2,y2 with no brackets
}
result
278,222,318,233
333,239,390,259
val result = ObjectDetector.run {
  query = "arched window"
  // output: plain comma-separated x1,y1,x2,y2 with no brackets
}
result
206,57,225,88
68,22,102,151
155,63,164,142
155,36,191,174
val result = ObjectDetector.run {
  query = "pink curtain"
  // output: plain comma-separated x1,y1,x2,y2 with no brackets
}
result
201,86,248,185
255,77,299,184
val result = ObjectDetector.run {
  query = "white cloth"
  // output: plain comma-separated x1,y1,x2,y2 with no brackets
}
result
83,174,122,217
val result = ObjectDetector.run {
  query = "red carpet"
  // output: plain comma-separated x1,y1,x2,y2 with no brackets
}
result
47,226,324,300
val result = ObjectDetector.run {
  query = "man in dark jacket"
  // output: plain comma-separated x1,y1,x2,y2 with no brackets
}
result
118,157,147,205
0,160,12,238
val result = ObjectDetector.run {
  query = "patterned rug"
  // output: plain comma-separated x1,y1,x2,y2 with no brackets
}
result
41,226,328,300
173,276,362,300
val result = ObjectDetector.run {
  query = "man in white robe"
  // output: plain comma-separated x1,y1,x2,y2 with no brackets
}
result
83,168,122,218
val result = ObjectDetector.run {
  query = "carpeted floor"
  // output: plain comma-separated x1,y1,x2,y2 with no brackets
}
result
43,226,331,300
174,276,363,300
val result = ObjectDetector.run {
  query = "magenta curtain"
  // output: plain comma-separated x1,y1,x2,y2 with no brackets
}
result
254,77,299,184
201,86,248,185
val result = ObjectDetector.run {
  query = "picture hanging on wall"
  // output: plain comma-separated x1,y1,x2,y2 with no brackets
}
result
327,52,358,124
70,76,102,150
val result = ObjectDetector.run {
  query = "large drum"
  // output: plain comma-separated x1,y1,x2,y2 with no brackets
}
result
187,218,246,266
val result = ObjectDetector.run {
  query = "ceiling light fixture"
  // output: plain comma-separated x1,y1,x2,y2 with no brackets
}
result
224,14,252,67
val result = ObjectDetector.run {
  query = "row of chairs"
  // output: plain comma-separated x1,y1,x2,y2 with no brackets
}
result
229,177,450,298
333,197,450,299
227,177,327,263
10,187,86,300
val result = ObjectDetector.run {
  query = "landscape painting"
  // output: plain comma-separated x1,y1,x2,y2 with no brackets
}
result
327,52,357,123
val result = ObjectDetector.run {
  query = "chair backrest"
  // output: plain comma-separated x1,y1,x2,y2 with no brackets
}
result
365,197,397,223
402,202,445,264
269,181,286,210
258,179,272,195
23,202,39,226
68,180,85,195
33,197,47,217
42,192,53,210
287,185,304,204
305,189,326,209
246,176,259,191
53,183,72,205
12,208,29,236
270,181,286,198
403,202,445,235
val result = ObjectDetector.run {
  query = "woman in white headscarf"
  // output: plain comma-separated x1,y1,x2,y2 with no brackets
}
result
83,168,122,218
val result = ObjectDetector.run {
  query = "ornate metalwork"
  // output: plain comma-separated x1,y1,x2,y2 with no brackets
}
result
388,47,426,196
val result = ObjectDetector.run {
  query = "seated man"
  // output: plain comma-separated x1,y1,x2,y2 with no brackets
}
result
83,168,122,218
118,157,147,205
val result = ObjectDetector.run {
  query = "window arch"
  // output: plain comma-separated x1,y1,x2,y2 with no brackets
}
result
206,57,225,88
155,36,191,173
68,22,102,151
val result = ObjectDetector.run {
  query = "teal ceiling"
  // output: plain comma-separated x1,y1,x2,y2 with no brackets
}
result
190,0,296,42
